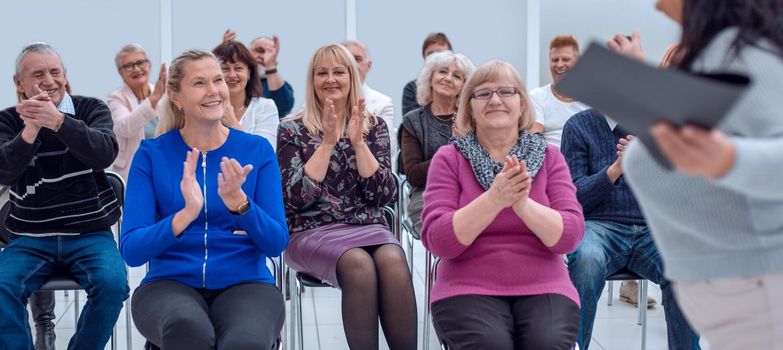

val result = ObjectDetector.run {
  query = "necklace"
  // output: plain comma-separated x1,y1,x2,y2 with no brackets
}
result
433,112,456,123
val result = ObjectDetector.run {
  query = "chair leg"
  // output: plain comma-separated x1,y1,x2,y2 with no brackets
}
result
607,281,614,306
406,231,414,274
296,275,304,350
423,250,434,350
111,324,118,350
126,297,133,350
637,280,643,325
640,280,648,350
74,291,80,325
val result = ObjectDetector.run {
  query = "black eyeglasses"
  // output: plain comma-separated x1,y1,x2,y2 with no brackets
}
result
120,59,150,72
471,87,519,100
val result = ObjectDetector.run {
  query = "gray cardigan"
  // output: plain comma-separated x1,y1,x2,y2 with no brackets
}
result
624,28,783,282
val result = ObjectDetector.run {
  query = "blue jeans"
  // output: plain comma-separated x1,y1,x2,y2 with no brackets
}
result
0,231,129,350
567,220,700,350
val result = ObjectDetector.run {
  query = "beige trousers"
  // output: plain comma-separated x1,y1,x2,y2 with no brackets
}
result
675,272,783,350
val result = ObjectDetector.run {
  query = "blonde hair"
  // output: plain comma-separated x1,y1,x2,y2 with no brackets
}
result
290,44,375,135
416,50,475,106
455,60,534,134
157,50,239,135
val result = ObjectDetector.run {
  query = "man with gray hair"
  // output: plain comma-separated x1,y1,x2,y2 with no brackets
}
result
0,42,129,349
342,40,395,153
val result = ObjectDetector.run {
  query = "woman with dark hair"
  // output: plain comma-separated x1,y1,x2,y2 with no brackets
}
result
611,1,783,348
213,40,279,149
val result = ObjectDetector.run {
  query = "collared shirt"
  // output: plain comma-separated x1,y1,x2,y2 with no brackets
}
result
58,92,75,115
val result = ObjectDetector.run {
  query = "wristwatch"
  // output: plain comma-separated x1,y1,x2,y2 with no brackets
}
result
229,200,250,215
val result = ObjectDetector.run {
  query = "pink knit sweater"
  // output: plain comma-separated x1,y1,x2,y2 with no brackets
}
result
421,144,584,307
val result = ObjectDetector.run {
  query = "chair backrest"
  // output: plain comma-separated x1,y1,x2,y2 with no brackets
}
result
104,171,125,208
0,201,10,246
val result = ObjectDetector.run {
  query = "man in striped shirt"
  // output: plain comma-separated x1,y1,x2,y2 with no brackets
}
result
0,42,129,350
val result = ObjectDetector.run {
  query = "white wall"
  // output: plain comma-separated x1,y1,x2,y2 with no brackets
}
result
356,0,526,128
0,0,161,108
537,0,680,87
0,0,681,120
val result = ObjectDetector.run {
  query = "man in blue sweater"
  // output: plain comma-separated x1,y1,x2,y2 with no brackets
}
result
561,109,699,350
0,42,128,350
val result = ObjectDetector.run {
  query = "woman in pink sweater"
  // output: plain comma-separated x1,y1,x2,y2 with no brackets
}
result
421,60,584,350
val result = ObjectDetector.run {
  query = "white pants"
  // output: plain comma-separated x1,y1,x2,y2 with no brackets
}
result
675,272,783,350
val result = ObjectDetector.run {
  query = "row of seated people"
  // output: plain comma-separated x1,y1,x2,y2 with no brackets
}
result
3,1,783,348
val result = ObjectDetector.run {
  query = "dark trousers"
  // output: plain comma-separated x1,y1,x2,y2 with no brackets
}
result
132,280,285,350
431,293,579,350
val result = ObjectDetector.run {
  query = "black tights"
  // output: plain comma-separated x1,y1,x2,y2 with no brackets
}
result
336,244,417,350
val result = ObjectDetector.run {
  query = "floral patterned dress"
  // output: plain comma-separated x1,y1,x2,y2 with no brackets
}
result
277,116,398,286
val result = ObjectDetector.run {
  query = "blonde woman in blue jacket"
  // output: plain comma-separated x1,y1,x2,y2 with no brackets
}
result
120,50,288,350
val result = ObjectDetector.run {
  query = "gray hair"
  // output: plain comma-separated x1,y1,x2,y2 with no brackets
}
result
416,50,475,106
249,36,273,46
115,43,148,69
341,40,370,58
15,42,64,78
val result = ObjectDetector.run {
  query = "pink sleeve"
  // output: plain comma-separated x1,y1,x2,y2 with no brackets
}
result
543,146,585,254
421,146,471,259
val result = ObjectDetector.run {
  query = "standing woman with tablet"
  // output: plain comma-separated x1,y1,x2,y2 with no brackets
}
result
612,1,783,349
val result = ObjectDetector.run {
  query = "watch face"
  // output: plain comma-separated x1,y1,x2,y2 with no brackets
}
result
236,201,250,215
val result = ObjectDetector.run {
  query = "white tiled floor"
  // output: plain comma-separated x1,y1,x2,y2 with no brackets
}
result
40,238,711,350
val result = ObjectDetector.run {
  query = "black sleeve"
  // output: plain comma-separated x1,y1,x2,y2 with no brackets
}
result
0,109,40,185
401,80,420,116
55,98,119,170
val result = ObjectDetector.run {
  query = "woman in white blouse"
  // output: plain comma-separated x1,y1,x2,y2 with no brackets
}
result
212,40,279,148
107,44,166,180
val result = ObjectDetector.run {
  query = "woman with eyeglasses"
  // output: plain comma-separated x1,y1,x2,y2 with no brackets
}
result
421,60,584,349
107,44,166,180
278,44,416,350
400,51,474,234
212,40,279,149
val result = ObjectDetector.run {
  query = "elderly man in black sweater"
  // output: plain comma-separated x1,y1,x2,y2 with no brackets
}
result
0,42,128,350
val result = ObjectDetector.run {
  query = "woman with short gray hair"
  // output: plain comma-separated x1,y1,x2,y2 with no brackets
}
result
107,43,165,180
400,50,474,234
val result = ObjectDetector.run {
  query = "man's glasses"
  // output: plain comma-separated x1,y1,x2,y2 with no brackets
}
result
121,59,150,72
471,87,519,100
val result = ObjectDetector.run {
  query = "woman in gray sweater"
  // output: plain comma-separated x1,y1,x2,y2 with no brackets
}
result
612,0,783,349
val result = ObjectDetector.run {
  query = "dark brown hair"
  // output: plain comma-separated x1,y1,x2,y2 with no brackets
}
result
421,32,453,58
212,40,262,106
677,0,783,70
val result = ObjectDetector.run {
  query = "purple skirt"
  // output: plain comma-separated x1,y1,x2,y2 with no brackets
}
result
285,223,400,288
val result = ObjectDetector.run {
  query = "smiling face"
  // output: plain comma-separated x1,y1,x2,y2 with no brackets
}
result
220,57,249,96
313,56,351,106
169,58,229,124
549,45,579,86
470,78,522,133
430,61,465,100
14,51,68,106
118,51,150,91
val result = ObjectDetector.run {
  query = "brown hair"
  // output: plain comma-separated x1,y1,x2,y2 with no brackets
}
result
456,60,534,134
421,32,452,58
212,41,262,106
